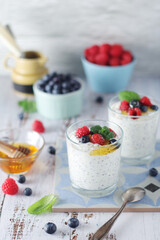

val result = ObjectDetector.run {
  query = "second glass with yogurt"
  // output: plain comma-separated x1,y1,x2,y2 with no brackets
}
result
108,95,160,164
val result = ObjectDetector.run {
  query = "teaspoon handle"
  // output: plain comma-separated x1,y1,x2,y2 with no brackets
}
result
92,201,128,240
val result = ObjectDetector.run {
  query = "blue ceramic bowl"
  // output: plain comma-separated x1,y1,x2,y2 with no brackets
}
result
81,56,135,93
33,78,84,120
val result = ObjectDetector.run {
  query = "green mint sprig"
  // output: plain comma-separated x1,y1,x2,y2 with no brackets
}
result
18,99,37,113
90,125,102,133
91,125,115,140
119,91,140,102
27,194,58,215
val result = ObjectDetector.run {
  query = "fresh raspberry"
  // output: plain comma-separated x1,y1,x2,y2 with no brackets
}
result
110,44,123,57
84,48,90,58
76,126,90,138
121,50,132,62
140,96,152,106
32,120,45,133
99,44,111,54
109,57,120,66
86,54,96,63
128,108,135,116
128,108,141,116
119,100,130,111
89,45,99,55
91,133,105,145
120,59,131,65
134,108,142,116
109,128,117,137
2,178,18,195
95,53,109,65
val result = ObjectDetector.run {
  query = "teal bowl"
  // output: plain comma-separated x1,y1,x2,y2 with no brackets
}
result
81,56,135,93
33,78,84,119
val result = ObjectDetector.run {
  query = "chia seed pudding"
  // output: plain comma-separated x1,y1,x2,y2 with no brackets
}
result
66,120,123,197
108,92,160,164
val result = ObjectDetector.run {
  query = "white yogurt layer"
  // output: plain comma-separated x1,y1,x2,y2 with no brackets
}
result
109,101,160,159
66,131,121,191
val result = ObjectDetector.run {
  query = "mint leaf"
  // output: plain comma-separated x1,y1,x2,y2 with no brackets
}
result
119,91,140,102
98,126,114,140
18,99,37,113
27,194,58,215
91,125,102,133
105,131,114,140
98,126,110,138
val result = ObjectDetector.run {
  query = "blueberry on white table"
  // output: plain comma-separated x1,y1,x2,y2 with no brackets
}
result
68,218,79,228
17,175,26,184
44,222,57,234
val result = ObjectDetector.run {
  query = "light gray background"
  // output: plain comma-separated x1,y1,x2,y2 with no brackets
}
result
0,0,160,78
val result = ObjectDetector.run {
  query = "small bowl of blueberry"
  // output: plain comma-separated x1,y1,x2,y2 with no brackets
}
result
33,72,84,119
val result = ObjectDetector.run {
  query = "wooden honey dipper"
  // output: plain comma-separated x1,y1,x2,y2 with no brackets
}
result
0,140,30,158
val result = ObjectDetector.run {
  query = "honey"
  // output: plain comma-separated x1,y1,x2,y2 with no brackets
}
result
0,143,38,174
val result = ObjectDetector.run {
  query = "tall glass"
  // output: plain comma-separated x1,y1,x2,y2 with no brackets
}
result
108,96,160,164
66,120,123,197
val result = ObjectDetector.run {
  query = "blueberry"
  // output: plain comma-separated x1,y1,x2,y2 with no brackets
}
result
95,96,104,104
129,100,140,108
65,73,72,80
109,139,117,144
62,89,70,94
73,81,81,90
89,131,94,135
18,112,24,120
68,218,79,228
24,188,32,196
44,222,57,234
149,168,158,177
17,175,26,184
140,105,148,112
45,85,52,93
48,81,54,87
48,146,56,155
150,105,159,111
62,81,70,89
49,72,57,79
53,83,62,90
81,135,90,143
42,74,50,83
52,89,62,94
109,139,120,149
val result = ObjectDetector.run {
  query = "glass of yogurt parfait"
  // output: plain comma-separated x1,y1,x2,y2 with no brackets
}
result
108,90,160,164
66,120,123,197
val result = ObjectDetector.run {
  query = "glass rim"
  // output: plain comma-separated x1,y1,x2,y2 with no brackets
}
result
65,119,123,146
108,95,160,119
0,128,45,161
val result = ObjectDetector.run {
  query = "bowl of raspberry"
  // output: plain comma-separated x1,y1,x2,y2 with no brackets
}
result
33,72,85,119
81,43,135,93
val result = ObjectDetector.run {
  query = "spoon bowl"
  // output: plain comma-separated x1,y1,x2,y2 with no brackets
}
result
122,187,146,203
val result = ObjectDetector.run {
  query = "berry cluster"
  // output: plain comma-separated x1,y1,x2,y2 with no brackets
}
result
119,95,159,117
2,175,32,196
84,43,133,66
75,125,117,146
37,72,81,94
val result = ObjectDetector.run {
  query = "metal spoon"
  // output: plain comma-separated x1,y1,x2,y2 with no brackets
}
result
92,187,145,240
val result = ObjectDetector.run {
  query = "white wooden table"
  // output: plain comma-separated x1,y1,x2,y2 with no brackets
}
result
0,76,160,240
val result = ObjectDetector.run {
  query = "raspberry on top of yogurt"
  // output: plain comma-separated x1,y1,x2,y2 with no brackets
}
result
118,90,159,117
75,125,119,155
